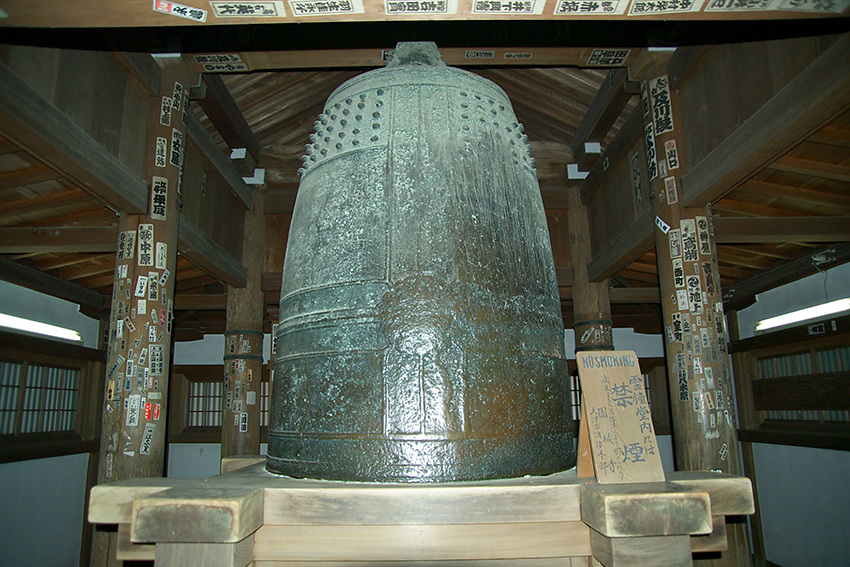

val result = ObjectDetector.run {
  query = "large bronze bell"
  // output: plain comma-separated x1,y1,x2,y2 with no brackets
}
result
267,42,575,482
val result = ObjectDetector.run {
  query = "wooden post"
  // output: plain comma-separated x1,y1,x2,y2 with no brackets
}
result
567,185,614,352
92,64,190,565
222,190,265,459
637,54,747,566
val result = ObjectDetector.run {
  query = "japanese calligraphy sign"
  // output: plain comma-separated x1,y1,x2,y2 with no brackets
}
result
644,121,658,180
696,216,711,256
138,224,154,267
153,1,208,22
681,218,698,262
159,97,172,127
628,0,704,14
387,0,455,13
155,137,168,168
150,344,165,376
648,75,674,135
211,1,287,16
577,351,664,484
472,0,544,13
630,150,642,206
664,175,678,205
585,49,630,67
665,139,680,169
289,0,365,15
555,0,629,14
150,176,168,221
169,128,183,167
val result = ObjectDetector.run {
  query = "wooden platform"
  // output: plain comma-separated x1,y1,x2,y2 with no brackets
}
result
89,459,753,566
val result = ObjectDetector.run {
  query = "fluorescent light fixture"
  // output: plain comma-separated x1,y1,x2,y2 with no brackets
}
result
0,313,82,342
755,298,850,332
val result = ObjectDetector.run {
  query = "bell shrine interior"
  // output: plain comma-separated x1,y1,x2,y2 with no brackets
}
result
0,6,849,567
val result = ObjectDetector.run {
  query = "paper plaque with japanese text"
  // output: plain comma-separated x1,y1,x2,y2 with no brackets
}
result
577,350,665,484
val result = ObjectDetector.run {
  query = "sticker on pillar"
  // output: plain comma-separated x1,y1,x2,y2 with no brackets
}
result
138,224,154,267
151,177,168,221
672,258,685,288
719,442,729,461
124,316,136,333
704,0,775,10
554,0,628,14
155,137,168,168
239,412,248,432
658,159,668,179
644,122,658,180
154,1,207,21
107,380,116,401
160,97,172,126
148,391,162,400
242,338,251,353
150,344,165,376
687,275,704,315
211,1,287,16
648,75,674,134
134,275,148,298
654,215,671,234
668,228,682,259
678,369,688,402
700,327,711,351
226,390,233,410
289,0,365,16
115,318,124,338
463,50,496,58
629,0,705,14
272,323,278,355
696,217,711,256
169,128,183,168
629,150,642,206
138,347,148,366
138,299,147,316
692,391,702,412
640,81,650,116
247,390,257,405
715,390,724,410
664,176,679,205
109,355,125,379
166,300,173,333
680,219,698,262
155,244,168,271
705,365,715,389
665,140,680,170
709,412,716,430
148,272,159,302
386,0,456,15
585,49,631,67
144,402,152,420
694,357,703,375
152,404,161,420
671,312,683,343
159,309,166,326
149,325,157,343
127,394,141,427
676,289,689,311
692,333,702,356
140,423,156,456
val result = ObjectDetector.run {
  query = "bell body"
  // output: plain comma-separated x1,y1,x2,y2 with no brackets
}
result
268,43,575,482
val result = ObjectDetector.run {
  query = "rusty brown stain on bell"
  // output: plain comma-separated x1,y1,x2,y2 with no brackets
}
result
267,42,575,482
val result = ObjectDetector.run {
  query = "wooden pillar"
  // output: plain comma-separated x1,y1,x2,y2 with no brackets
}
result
222,190,265,459
638,54,747,567
567,185,614,352
92,65,190,565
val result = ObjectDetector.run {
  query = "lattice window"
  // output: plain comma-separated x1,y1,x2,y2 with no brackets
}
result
0,360,80,435
188,381,223,427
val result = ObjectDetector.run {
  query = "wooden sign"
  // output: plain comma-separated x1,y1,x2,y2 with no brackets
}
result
576,350,665,484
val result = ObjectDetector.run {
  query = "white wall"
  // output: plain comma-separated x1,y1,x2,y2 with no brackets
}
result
736,262,850,340
736,263,850,565
0,453,90,567
0,283,96,566
0,280,100,347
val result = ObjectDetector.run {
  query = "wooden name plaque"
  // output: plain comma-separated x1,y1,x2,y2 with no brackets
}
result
577,350,665,484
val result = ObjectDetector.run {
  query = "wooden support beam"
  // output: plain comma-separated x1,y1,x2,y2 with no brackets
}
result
722,243,850,311
0,226,118,253
570,68,638,170
808,125,850,148
185,110,253,210
0,257,107,316
580,107,644,204
195,75,261,168
681,34,850,207
0,163,59,190
766,155,850,183
113,52,161,96
713,215,850,243
609,287,660,304
587,208,655,283
0,61,148,214
752,371,850,411
178,215,248,288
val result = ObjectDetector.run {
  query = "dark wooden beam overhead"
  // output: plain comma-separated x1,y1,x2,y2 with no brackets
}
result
681,34,850,208
0,163,59,191
113,52,161,96
0,226,118,253
0,62,148,214
0,257,107,317
587,208,655,283
722,242,850,311
580,107,644,203
570,68,638,170
766,156,850,183
178,216,247,288
714,216,850,244
195,75,262,167
185,110,253,210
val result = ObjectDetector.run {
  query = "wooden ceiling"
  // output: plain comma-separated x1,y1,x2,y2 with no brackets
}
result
1,33,849,338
